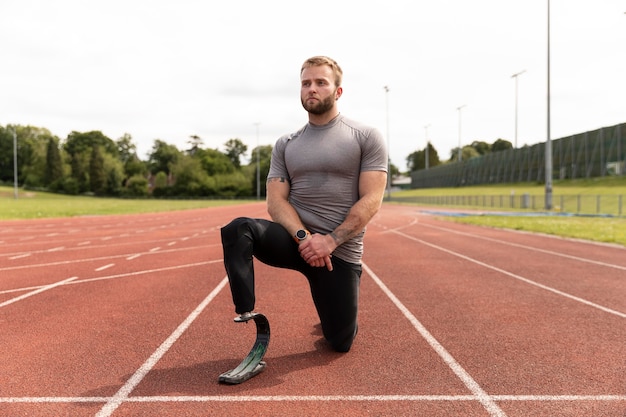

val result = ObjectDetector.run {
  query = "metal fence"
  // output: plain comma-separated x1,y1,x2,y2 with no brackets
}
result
390,194,625,217
411,123,625,188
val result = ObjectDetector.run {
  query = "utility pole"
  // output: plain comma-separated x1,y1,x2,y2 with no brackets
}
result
13,128,18,199
254,122,261,200
545,0,553,210
511,70,526,149
424,124,431,170
457,105,466,163
384,86,391,199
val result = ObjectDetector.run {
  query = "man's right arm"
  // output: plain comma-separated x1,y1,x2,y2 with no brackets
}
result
266,177,304,237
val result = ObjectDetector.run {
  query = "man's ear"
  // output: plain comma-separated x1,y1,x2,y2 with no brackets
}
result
335,86,343,100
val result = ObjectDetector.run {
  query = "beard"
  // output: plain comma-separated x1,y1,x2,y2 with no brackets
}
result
301,93,336,115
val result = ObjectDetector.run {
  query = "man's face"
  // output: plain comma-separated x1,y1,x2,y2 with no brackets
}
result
300,65,341,115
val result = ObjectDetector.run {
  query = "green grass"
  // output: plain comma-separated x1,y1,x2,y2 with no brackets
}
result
395,176,626,197
446,215,626,247
2,180,625,247
0,187,254,220
391,177,626,247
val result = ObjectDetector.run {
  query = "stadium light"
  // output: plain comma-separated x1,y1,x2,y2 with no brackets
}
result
511,70,526,149
384,85,391,199
545,0,553,210
254,122,261,200
457,105,466,162
13,127,18,199
424,124,431,170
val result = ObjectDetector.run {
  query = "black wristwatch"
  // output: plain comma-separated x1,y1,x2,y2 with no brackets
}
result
294,229,310,242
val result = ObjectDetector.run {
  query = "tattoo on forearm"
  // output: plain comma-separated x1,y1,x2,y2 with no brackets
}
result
267,177,287,184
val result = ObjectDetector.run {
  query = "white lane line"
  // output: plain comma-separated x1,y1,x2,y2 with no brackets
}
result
95,264,114,272
363,262,507,417
126,254,141,260
0,244,211,272
77,241,91,246
421,223,626,271
1,393,625,405
8,253,31,260
0,277,78,308
95,277,229,417
0,260,222,296
393,230,626,319
167,241,177,246
149,247,160,252
47,246,65,252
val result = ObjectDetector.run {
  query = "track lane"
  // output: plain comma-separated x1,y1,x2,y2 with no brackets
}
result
0,203,624,416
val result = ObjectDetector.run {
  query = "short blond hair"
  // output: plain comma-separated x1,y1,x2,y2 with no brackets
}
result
301,56,343,87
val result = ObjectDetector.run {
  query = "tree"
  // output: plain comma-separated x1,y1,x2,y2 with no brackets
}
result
116,133,137,164
245,144,273,197
224,138,248,169
187,135,204,156
45,137,64,189
89,146,106,195
195,148,236,176
116,133,147,183
406,142,440,172
6,125,57,188
148,140,181,175
492,138,513,152
470,141,491,155
124,174,149,197
65,131,118,193
449,146,480,162
102,153,125,195
0,125,15,183
65,130,117,157
170,155,212,196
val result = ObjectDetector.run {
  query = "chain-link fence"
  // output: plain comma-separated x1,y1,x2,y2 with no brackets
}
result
411,123,625,189
390,193,625,217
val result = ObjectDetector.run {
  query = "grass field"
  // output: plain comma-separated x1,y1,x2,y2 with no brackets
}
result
396,176,626,196
1,181,625,247
0,187,253,220
392,177,626,247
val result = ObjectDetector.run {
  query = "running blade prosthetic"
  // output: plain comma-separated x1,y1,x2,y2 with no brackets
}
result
218,312,270,384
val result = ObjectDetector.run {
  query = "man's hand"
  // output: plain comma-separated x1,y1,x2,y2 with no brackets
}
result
298,233,337,271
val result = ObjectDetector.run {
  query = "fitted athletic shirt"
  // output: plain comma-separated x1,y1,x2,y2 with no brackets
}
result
268,114,388,264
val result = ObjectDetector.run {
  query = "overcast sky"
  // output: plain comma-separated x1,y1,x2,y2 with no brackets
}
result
2,0,625,170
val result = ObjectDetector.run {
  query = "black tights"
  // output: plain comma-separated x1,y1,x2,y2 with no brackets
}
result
220,217,361,352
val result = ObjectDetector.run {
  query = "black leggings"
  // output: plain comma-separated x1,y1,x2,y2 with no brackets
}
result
220,217,361,352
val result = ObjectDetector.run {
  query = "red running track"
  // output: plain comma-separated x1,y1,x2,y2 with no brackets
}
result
0,203,624,416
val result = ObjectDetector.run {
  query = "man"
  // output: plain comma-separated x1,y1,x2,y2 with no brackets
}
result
221,56,388,353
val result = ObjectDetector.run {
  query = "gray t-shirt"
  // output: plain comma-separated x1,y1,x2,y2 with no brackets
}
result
267,114,388,264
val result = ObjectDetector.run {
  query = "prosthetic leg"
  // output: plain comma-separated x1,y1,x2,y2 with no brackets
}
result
218,312,270,384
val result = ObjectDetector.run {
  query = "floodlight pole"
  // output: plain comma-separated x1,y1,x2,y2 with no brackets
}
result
424,124,431,170
13,128,18,199
545,0,553,210
254,122,261,200
384,85,391,200
511,70,526,149
457,105,466,163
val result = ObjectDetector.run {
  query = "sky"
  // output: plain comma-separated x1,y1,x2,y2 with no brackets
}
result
1,0,625,171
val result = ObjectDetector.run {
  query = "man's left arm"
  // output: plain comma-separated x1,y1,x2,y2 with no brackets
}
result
298,170,387,268
331,170,388,245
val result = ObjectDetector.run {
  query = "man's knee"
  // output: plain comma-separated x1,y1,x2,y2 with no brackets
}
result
327,324,358,353
221,217,252,245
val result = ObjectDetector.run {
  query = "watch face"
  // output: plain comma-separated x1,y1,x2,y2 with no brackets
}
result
296,230,307,240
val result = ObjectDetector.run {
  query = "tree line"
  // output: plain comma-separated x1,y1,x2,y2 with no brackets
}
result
0,124,513,197
0,125,271,198
406,138,513,173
